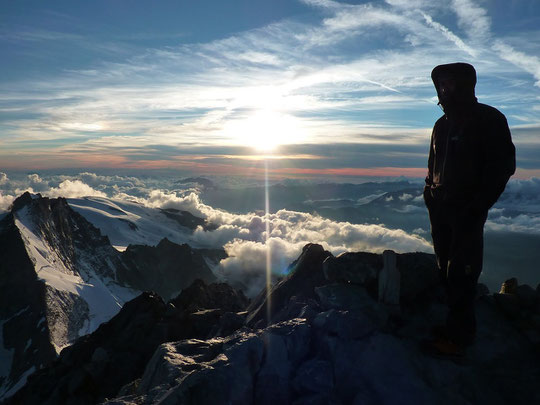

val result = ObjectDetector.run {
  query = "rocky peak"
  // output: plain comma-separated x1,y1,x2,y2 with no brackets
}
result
8,191,37,212
6,281,250,405
119,238,217,301
4,240,540,404
0,193,226,401
106,244,537,404
170,278,250,313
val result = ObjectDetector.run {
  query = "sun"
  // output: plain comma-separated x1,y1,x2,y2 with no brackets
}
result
224,110,306,152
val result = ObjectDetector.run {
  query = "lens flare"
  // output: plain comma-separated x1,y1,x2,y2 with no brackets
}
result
265,158,272,326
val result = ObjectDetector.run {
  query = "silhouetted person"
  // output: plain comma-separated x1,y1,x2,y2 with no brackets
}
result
424,63,515,356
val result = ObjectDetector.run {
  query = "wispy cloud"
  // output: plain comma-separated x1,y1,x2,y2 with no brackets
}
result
1,0,539,174
451,0,491,42
492,40,540,87
420,12,477,57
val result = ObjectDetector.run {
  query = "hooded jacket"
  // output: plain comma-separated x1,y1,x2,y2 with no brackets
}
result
425,63,516,213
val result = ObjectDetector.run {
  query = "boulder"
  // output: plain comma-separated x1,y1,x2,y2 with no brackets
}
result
500,277,518,294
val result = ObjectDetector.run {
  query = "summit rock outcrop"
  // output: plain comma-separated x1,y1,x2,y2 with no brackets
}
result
7,243,540,405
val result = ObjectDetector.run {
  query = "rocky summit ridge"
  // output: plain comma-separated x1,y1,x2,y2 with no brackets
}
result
5,244,540,405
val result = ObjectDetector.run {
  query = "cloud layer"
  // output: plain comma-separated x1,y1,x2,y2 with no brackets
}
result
3,171,540,294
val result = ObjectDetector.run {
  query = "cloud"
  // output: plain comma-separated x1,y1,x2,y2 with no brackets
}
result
486,214,540,235
451,0,491,42
0,193,15,212
2,172,540,296
104,179,434,296
195,206,432,296
492,40,540,87
0,172,8,185
1,0,538,176
420,12,476,57
45,180,107,198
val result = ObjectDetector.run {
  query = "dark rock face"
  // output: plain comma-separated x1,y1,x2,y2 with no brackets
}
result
0,209,65,397
6,279,250,405
99,243,539,405
5,237,540,405
246,243,332,328
5,292,167,405
170,278,249,313
119,238,217,301
159,208,211,231
0,193,224,399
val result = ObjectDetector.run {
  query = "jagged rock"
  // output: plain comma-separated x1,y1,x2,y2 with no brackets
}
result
396,252,440,304
138,329,266,405
494,293,521,318
6,292,167,405
120,239,217,301
322,251,381,286
378,250,400,314
159,208,208,231
312,309,376,340
477,282,490,297
0,193,228,399
254,320,311,405
246,243,332,327
292,358,334,396
500,277,518,294
5,276,250,405
314,283,387,326
515,284,537,309
6,241,540,405
8,192,35,212
170,278,249,313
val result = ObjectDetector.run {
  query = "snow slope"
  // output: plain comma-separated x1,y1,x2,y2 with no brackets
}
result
68,197,195,251
14,205,138,351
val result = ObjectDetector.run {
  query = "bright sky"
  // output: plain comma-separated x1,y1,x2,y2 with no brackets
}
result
1,0,539,179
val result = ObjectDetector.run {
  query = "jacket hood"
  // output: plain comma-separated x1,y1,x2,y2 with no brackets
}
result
431,63,477,108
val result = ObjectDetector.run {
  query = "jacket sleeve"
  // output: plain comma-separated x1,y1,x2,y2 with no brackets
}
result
472,111,515,212
423,129,435,207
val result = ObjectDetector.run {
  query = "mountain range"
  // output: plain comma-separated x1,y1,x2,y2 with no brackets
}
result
1,189,539,404
0,193,220,398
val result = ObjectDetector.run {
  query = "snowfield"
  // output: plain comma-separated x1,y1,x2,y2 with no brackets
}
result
68,197,195,251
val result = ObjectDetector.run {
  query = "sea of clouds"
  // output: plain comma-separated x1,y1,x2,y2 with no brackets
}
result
1,172,539,295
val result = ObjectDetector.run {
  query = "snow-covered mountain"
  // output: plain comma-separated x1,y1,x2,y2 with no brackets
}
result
0,193,219,399
67,196,211,252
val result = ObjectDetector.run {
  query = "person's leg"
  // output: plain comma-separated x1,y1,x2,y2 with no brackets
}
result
428,204,452,284
445,211,487,346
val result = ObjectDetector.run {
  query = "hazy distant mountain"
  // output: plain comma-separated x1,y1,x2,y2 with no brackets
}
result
198,180,540,290
175,177,216,189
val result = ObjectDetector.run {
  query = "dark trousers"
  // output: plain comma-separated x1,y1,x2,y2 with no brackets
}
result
428,202,488,346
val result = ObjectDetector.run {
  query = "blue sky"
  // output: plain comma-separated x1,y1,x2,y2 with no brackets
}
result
1,0,539,179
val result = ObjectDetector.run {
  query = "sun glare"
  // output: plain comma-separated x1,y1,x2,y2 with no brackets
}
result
224,110,306,152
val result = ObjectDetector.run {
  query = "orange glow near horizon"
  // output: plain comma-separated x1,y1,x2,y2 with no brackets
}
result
2,152,538,180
